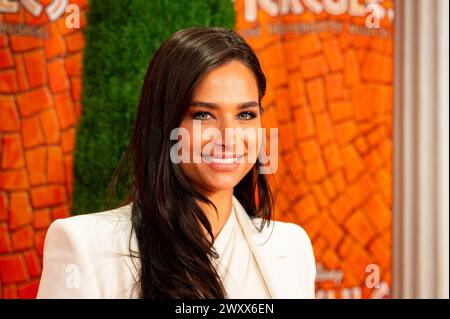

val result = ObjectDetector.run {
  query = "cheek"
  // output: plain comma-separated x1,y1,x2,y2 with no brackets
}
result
181,121,217,155
176,122,208,163
242,125,262,164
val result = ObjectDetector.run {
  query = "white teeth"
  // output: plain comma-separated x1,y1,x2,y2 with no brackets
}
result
202,155,243,164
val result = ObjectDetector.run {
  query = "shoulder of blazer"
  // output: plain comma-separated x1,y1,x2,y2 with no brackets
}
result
276,221,316,277
46,203,135,253
270,220,316,298
52,203,133,229
279,221,316,296
37,204,137,298
243,214,315,259
232,196,313,254
278,221,315,258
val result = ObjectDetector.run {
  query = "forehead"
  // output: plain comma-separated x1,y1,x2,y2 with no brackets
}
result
191,60,259,104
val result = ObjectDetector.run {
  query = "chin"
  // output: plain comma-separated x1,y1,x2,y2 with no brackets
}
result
181,163,254,193
201,174,242,192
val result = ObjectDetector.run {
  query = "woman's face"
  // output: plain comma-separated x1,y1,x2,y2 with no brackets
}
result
178,60,262,194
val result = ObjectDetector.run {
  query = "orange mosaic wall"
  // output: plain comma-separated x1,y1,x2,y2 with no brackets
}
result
234,0,393,298
0,0,86,298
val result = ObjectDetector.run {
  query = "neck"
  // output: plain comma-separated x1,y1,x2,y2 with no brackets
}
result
197,188,233,241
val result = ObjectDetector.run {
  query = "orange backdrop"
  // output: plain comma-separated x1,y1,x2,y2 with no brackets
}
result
0,0,86,298
234,0,394,298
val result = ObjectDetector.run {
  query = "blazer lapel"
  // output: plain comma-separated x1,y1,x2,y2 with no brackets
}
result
232,195,302,299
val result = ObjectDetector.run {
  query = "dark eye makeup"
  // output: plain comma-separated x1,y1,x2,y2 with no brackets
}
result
191,110,258,120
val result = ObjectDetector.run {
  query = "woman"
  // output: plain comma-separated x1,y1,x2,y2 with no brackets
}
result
37,27,316,299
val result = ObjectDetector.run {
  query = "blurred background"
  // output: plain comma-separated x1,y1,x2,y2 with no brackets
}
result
0,0,448,299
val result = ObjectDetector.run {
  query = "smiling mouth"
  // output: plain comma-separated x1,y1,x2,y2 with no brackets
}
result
201,154,245,164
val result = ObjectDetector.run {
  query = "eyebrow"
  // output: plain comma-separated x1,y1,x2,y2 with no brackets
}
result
189,101,260,110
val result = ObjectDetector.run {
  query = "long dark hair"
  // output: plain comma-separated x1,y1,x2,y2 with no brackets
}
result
110,27,273,299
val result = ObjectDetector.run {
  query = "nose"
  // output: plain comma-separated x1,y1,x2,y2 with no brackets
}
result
213,116,237,153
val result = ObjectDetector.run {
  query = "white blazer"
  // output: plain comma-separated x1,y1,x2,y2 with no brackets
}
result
37,195,316,299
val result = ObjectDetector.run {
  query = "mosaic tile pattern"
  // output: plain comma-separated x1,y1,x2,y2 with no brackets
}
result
0,0,86,298
234,0,393,298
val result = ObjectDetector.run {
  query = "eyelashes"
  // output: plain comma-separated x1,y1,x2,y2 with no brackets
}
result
191,111,258,120
192,111,212,120
237,111,257,120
